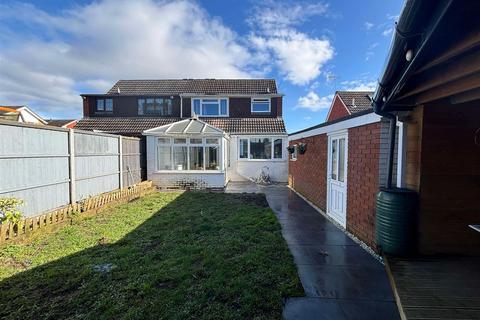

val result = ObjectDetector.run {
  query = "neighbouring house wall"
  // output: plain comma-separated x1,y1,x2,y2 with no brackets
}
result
326,96,350,122
288,134,328,211
418,102,480,255
145,136,226,189
346,122,381,248
229,135,288,182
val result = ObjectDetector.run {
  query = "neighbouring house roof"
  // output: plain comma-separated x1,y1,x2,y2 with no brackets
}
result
336,91,374,113
0,105,47,124
47,119,77,127
143,118,224,136
99,79,278,96
75,117,287,135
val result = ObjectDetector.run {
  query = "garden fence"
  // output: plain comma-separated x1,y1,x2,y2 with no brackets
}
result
0,120,143,217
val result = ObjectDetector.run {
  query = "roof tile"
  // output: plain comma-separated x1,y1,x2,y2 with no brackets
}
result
75,117,286,135
105,79,278,95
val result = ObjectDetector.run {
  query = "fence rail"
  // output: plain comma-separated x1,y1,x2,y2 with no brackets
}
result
0,120,144,217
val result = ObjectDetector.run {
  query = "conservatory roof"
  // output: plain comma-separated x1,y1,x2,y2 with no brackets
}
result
142,118,224,136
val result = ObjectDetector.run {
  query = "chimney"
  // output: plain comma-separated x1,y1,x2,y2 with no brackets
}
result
352,98,356,107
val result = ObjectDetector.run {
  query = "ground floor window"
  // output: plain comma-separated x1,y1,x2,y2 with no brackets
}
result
238,137,285,160
157,137,221,171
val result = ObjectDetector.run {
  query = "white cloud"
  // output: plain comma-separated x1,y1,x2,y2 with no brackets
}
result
382,28,393,37
249,1,334,85
341,80,377,91
251,31,333,85
364,21,374,30
296,91,333,111
303,116,312,120
365,42,379,61
249,1,329,30
0,0,253,117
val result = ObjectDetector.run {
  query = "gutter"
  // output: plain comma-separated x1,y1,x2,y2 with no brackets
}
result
372,0,453,188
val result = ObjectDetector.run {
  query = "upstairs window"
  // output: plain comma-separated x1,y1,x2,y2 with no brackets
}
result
138,98,173,116
191,98,228,117
251,98,270,113
96,98,113,112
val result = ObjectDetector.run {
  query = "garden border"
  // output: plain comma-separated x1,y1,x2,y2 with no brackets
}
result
0,181,155,244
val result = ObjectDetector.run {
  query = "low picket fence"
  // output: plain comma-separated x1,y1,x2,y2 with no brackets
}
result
0,181,155,244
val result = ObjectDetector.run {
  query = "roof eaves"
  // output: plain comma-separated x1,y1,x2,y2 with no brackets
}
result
289,109,374,136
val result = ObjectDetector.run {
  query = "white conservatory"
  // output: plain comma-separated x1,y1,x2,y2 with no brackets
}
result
143,118,288,189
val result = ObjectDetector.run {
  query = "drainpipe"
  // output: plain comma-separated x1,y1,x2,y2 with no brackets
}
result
180,95,183,118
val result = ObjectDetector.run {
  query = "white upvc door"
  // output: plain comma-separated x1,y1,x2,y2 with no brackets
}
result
327,131,348,227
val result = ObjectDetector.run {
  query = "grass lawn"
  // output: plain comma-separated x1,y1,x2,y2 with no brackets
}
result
0,191,302,319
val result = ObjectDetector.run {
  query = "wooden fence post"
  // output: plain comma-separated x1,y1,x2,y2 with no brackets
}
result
119,135,123,189
68,129,76,204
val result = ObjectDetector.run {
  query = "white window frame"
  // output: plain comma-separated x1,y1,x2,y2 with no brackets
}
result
191,98,229,117
251,97,271,113
290,145,298,161
237,136,286,161
155,137,223,173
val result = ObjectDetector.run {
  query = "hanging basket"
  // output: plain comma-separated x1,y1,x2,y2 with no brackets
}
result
287,145,295,154
298,143,307,154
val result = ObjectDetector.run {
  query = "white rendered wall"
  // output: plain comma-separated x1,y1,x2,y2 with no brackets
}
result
229,135,288,183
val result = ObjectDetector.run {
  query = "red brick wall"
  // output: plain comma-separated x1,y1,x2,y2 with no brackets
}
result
327,96,350,122
288,135,328,211
346,122,381,248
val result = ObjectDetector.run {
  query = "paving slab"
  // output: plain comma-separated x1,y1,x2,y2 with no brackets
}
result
226,182,400,320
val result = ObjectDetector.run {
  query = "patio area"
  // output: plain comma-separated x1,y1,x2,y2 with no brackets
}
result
227,182,400,320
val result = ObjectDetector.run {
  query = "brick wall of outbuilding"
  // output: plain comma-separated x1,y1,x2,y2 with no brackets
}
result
346,122,381,248
288,121,382,251
288,135,328,211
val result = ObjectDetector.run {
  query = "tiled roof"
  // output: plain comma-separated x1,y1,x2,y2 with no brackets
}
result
47,119,76,127
75,117,286,135
337,91,373,113
105,79,278,95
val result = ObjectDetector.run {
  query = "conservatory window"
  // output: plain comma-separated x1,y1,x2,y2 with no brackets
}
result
156,137,221,171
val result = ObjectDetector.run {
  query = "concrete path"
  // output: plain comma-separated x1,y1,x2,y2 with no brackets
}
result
226,182,400,320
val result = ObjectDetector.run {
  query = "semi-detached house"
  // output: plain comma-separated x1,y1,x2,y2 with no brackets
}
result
76,79,288,189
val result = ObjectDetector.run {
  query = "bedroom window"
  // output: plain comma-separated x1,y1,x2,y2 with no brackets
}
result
96,98,113,112
191,98,228,117
251,98,270,113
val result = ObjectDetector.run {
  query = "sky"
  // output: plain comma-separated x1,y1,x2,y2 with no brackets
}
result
0,0,403,132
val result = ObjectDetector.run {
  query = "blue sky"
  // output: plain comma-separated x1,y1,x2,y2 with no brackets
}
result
0,0,402,132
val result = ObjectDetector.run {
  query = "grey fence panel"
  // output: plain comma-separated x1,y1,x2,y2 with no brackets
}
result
122,137,142,187
0,122,144,217
0,123,70,216
74,132,120,200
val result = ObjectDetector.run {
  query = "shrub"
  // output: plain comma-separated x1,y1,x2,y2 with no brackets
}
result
0,198,24,224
